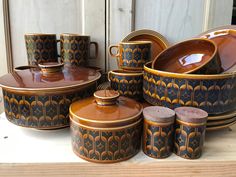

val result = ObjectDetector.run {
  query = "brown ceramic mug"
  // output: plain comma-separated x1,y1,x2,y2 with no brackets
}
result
109,41,152,71
152,38,223,74
60,33,98,67
25,33,59,66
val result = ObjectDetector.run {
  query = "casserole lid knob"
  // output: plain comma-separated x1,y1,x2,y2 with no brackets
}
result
94,90,120,106
38,62,64,75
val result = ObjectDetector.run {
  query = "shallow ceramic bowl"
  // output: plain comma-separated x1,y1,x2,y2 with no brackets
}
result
143,62,236,115
152,38,222,74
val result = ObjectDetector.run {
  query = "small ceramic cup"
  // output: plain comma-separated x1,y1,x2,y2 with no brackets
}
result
108,70,143,100
25,33,59,66
152,38,223,74
109,41,152,71
60,33,98,67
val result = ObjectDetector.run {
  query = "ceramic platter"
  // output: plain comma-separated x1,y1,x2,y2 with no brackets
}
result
207,117,236,126
122,29,170,61
198,25,236,72
208,110,236,120
206,109,236,131
206,121,236,131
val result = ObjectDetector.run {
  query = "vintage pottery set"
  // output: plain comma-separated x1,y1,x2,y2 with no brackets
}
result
0,26,236,163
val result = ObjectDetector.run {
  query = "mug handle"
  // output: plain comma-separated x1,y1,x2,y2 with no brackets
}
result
107,71,112,82
56,39,62,62
109,45,119,57
90,42,98,59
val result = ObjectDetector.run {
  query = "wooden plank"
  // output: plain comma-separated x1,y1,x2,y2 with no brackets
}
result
0,113,236,176
0,0,11,74
106,0,134,70
0,161,236,177
135,0,206,44
0,0,9,113
9,0,83,67
203,0,233,30
82,0,106,71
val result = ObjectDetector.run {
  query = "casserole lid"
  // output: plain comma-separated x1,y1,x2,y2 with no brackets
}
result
69,90,143,128
0,62,101,92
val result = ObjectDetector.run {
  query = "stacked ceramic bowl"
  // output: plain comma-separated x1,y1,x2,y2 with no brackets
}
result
140,26,236,130
108,30,170,101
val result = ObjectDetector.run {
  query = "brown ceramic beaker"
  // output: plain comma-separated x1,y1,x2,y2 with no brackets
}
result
25,33,59,66
60,33,98,67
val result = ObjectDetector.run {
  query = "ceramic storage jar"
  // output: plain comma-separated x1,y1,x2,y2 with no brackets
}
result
69,90,143,163
174,107,208,159
142,106,175,158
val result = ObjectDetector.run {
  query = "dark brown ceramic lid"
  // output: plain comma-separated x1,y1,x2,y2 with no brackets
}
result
175,107,208,124
69,90,143,128
143,106,175,123
0,63,101,92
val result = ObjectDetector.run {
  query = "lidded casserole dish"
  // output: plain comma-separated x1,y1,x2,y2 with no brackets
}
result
0,63,101,129
69,90,143,163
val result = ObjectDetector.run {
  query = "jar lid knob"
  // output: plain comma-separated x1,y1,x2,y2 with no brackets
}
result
94,90,120,106
38,62,64,75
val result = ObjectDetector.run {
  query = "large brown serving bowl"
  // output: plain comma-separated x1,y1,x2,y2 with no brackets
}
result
143,62,236,115
0,63,101,129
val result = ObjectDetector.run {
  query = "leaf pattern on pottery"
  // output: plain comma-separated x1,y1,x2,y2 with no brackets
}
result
25,35,58,65
2,83,96,129
71,120,142,163
143,120,174,158
174,122,205,159
143,70,236,114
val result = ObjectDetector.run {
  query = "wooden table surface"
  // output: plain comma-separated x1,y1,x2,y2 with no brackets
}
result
0,112,236,177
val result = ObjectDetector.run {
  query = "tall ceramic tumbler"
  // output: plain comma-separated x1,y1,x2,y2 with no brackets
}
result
60,33,98,67
25,33,59,66
174,107,208,159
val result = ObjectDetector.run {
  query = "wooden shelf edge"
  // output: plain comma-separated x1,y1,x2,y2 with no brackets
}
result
1,161,236,177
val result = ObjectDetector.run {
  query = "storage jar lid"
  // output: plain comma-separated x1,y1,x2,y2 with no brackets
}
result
0,62,101,92
69,90,143,128
143,106,175,123
175,107,208,123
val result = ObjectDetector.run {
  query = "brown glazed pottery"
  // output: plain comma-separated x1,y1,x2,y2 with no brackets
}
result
25,33,59,66
174,107,208,159
198,25,236,72
70,90,143,163
0,63,101,129
122,29,169,61
143,106,175,159
108,70,143,100
152,38,222,74
143,62,236,115
60,33,98,67
109,41,152,71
